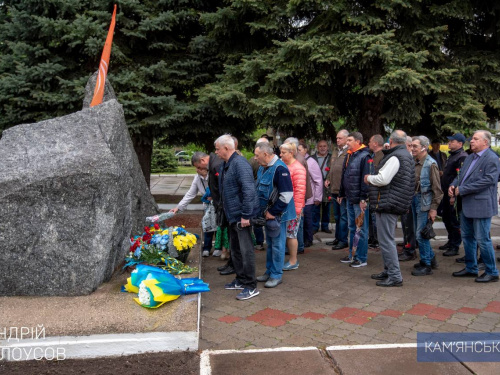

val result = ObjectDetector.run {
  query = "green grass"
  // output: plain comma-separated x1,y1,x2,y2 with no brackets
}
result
152,166,196,174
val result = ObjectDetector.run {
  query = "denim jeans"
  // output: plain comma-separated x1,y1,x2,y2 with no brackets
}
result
228,223,257,288
411,194,434,266
461,212,499,276
312,202,331,231
202,231,215,251
332,194,348,244
302,204,314,244
264,220,287,279
346,198,369,263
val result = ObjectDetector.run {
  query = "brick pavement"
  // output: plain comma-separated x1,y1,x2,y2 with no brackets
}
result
199,239,500,350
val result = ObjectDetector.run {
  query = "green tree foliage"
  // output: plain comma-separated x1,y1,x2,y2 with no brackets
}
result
0,0,233,185
199,0,500,141
151,146,178,173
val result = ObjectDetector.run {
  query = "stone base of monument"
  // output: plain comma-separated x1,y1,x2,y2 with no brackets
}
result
0,226,202,359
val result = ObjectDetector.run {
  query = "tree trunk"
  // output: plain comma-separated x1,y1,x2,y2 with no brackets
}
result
132,129,154,188
357,94,384,143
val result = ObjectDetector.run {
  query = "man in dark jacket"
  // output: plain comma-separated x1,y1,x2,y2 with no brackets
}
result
439,133,468,257
338,132,371,268
215,134,259,300
365,130,415,286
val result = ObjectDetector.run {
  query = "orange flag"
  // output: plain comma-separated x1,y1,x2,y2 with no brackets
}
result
90,4,117,107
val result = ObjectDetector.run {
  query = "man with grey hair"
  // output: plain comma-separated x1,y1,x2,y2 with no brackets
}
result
215,134,260,300
365,130,415,286
170,151,219,257
254,141,295,288
410,135,443,276
450,130,500,283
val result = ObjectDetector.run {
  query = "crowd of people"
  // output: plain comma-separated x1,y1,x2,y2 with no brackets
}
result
172,130,500,300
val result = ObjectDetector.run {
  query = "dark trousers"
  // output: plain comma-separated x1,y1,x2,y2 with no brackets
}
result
203,231,215,251
253,225,264,245
228,223,257,289
302,204,314,244
313,202,331,231
442,195,461,250
368,210,378,243
401,206,416,255
332,195,348,243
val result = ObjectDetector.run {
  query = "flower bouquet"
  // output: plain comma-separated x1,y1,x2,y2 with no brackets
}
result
125,223,198,274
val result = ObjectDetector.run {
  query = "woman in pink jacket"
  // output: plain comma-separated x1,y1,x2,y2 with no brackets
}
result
280,142,307,270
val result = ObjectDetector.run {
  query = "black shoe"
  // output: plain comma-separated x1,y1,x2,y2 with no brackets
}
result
326,239,339,246
497,245,500,250
430,255,439,269
456,256,466,263
332,242,348,250
438,242,451,250
219,266,235,275
413,260,425,269
303,242,313,248
376,278,403,287
452,268,478,277
369,241,379,249
371,271,388,280
475,273,499,283
297,250,305,254
412,265,433,276
217,263,230,272
497,257,500,262
399,253,416,261
322,228,333,234
313,230,318,234
443,249,459,257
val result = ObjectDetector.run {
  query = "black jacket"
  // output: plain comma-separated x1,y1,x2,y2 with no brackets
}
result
339,146,371,203
441,148,468,191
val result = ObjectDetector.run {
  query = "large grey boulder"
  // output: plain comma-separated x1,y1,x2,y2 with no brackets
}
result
0,95,158,296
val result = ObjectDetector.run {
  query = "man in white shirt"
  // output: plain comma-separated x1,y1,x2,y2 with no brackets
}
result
364,130,415,287
170,152,219,257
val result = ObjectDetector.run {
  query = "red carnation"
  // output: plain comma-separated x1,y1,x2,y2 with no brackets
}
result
456,168,460,172
154,223,160,230
328,196,332,201
368,159,373,163
144,226,150,233
215,172,219,177
142,234,152,242
325,167,330,172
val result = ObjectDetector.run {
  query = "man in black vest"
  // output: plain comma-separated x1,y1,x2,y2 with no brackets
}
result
364,130,415,287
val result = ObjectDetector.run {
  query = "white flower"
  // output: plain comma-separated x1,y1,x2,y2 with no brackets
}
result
138,281,151,306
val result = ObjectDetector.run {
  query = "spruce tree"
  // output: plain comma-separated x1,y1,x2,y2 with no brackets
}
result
199,0,500,141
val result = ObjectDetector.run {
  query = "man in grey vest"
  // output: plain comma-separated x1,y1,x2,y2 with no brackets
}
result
365,130,414,287
410,136,443,276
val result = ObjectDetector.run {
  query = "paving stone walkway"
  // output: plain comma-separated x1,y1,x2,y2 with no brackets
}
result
199,240,500,351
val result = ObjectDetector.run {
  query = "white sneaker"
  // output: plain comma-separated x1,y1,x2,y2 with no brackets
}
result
212,250,222,257
202,250,210,257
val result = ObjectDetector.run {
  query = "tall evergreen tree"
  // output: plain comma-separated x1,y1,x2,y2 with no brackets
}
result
199,0,500,141
0,0,231,185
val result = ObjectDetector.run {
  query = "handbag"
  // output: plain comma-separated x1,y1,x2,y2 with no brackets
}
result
202,202,218,232
420,220,436,240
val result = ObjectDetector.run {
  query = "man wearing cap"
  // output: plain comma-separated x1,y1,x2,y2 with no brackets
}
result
450,130,500,283
254,142,296,288
439,134,468,257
